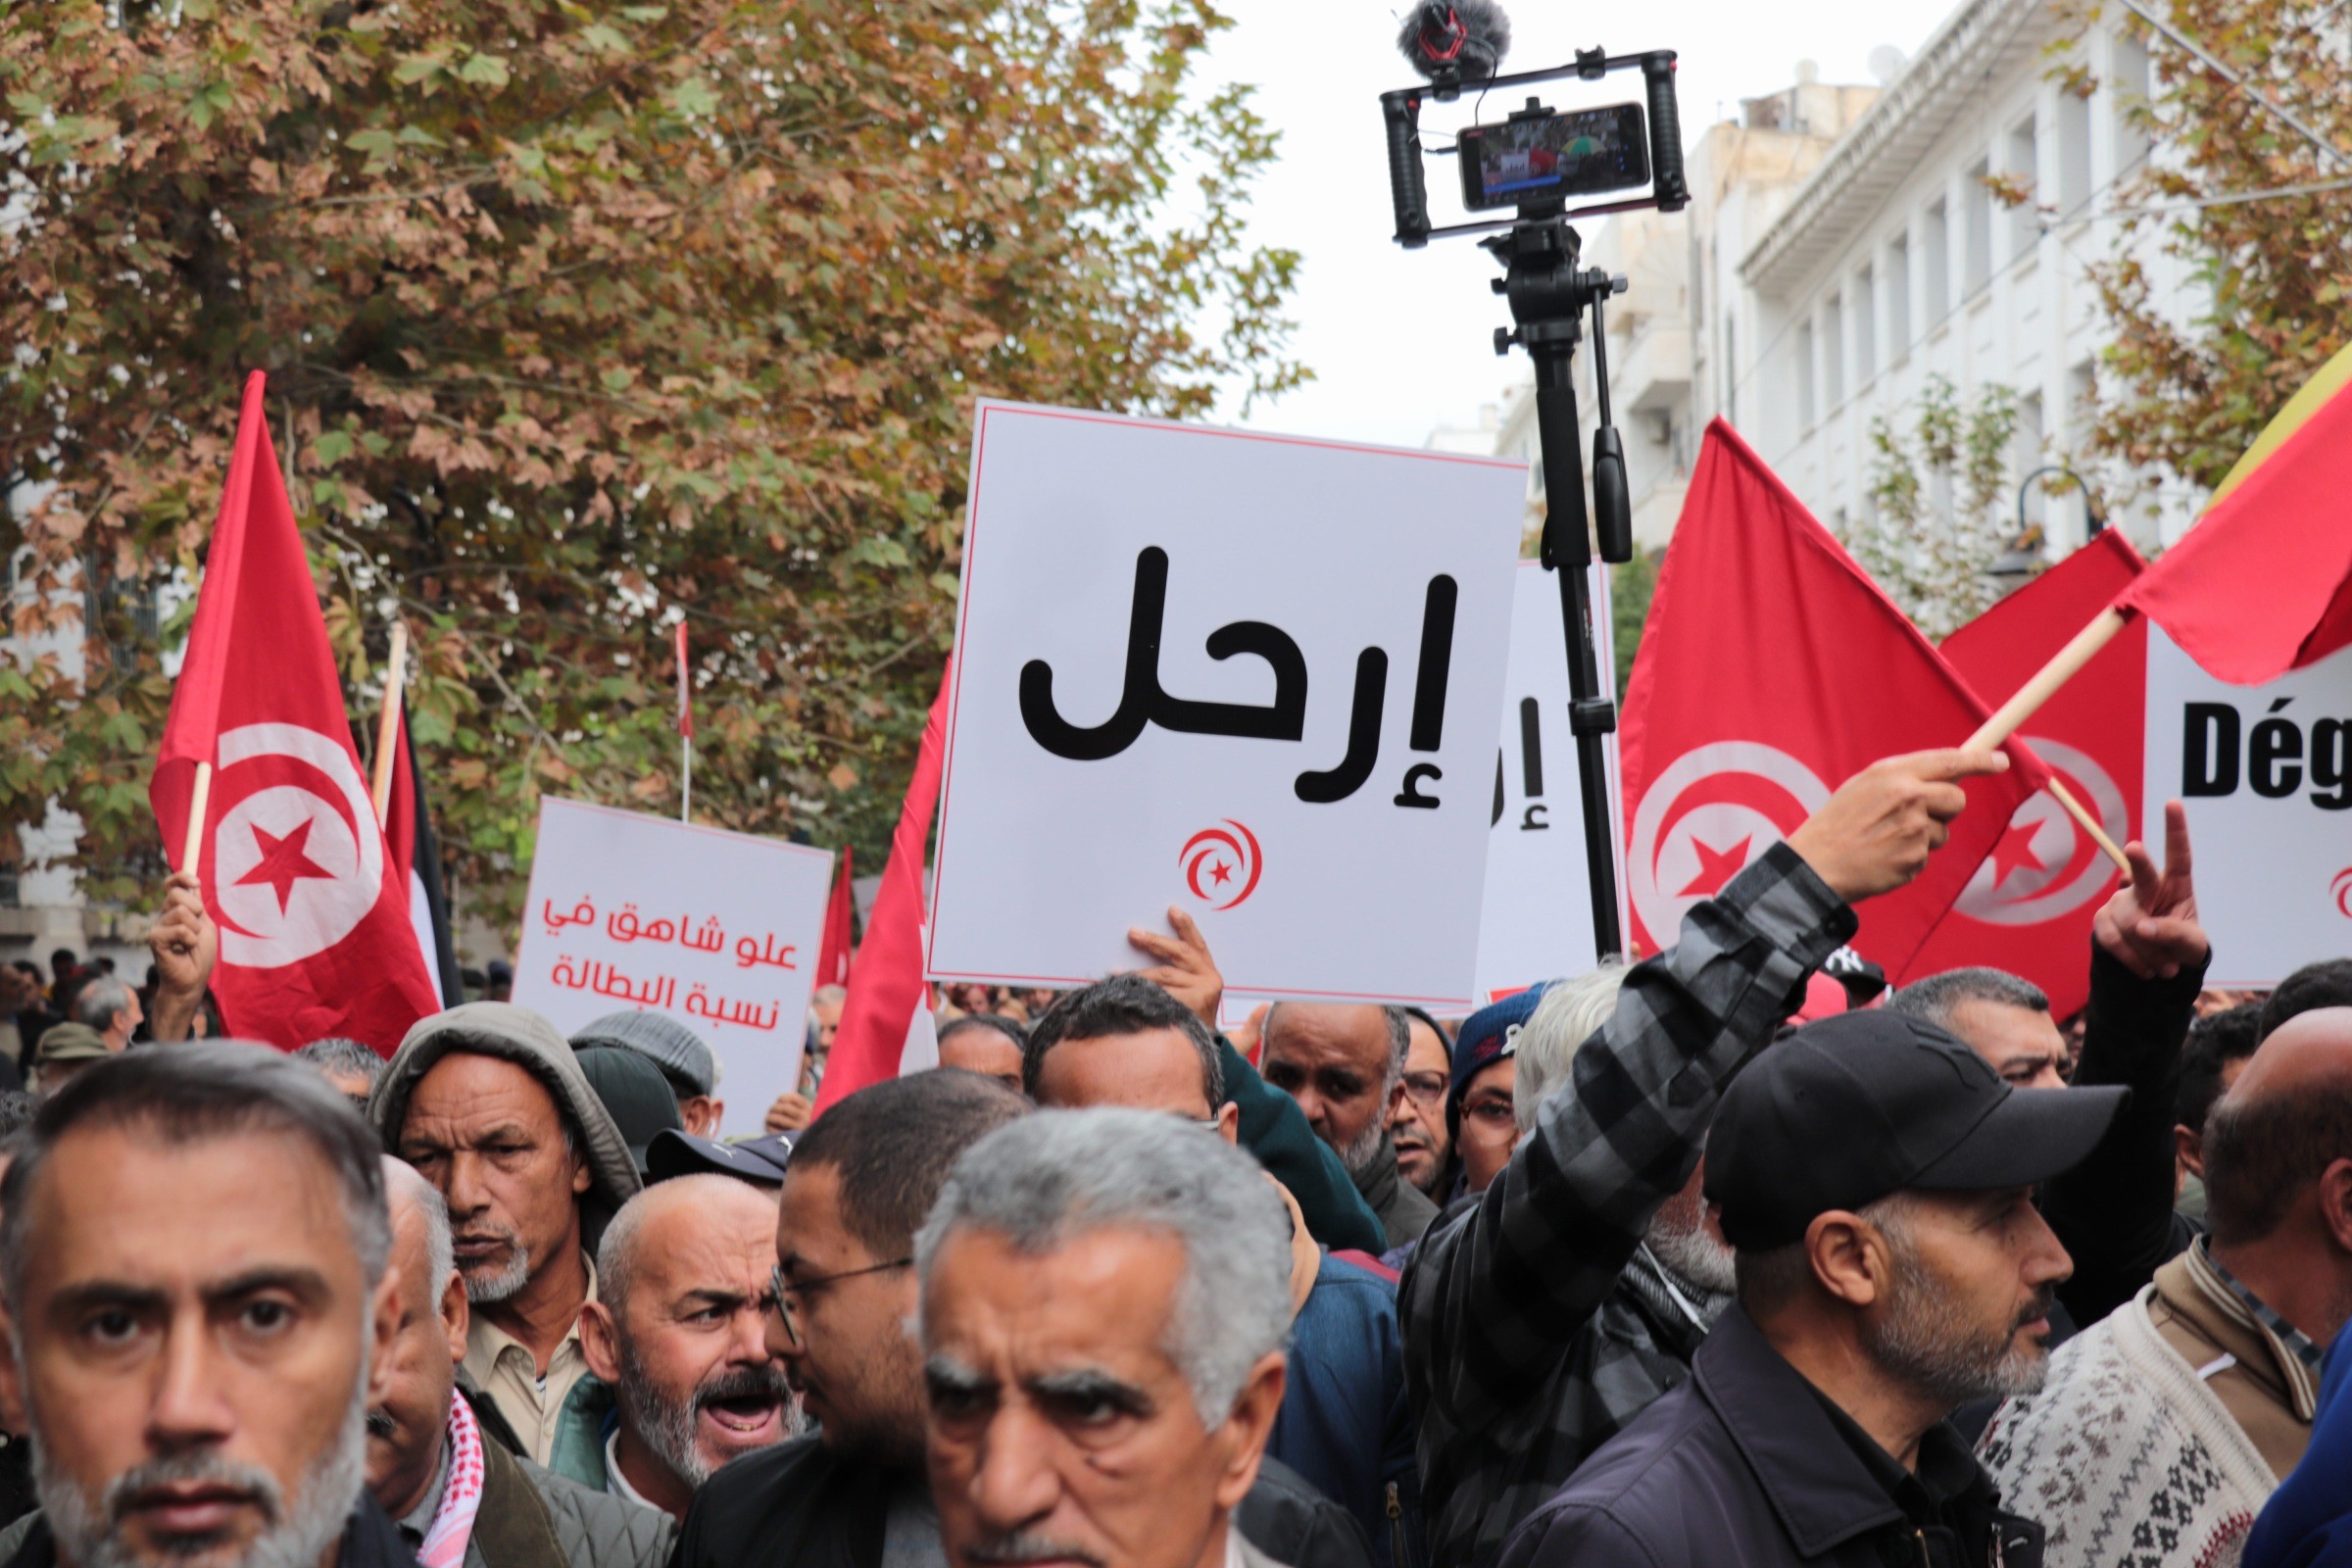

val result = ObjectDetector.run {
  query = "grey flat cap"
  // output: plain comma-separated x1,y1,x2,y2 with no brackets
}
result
569,1010,717,1097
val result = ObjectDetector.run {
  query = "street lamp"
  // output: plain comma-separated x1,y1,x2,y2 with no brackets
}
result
2015,463,2104,543
1986,465,2103,597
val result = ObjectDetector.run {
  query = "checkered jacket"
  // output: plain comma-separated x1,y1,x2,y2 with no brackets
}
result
1398,842,1854,1568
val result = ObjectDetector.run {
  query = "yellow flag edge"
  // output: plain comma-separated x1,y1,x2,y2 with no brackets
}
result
2208,337,2352,507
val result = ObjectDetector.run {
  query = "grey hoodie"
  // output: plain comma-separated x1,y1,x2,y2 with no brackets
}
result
369,1002,642,1246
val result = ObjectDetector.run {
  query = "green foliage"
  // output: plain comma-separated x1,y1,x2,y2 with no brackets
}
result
1849,375,2021,640
2069,0,2352,491
0,0,1303,921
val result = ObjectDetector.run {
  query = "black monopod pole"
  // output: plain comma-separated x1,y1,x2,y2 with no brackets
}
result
1490,207,1632,962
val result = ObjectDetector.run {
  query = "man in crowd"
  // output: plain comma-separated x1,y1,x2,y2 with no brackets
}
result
69,974,139,1054
1446,992,1541,1201
915,1110,1296,1568
569,1014,723,1138
572,1047,684,1182
372,1004,643,1480
1023,975,1422,1568
27,1025,106,1100
1886,802,2210,1331
1983,1005,2352,1567
370,1158,673,1568
764,985,847,1134
0,967,48,1071
932,1016,1024,1091
670,1070,1032,1567
1260,1004,1437,1250
2176,1000,2262,1221
1500,1009,2121,1568
1388,1011,1452,1199
298,1039,387,1110
0,1042,411,1568
39,952,74,1007
1123,921,1386,1256
1403,749,2004,1568
578,1176,797,1518
2260,957,2352,1038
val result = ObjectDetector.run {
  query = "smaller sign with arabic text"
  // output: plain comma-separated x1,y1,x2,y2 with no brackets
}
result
513,799,834,1134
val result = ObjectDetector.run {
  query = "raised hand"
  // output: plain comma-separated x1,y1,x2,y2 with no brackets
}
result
146,870,218,1043
2093,800,2206,980
1128,906,1223,1029
1785,748,2012,904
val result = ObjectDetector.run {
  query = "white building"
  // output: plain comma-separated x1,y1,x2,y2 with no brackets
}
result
1494,74,1883,551
1720,0,2203,549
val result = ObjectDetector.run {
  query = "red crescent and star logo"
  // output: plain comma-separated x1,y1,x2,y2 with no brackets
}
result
2331,867,2352,919
1179,820,1263,911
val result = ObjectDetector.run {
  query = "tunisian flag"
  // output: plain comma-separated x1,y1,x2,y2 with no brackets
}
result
1620,421,2047,973
811,669,948,1115
1902,530,2148,1017
2117,339,2352,683
150,373,441,1051
813,847,855,990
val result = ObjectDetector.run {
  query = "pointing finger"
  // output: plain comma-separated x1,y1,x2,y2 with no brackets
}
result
1909,748,2012,782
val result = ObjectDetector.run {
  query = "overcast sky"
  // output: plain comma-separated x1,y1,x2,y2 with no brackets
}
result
1200,0,1966,448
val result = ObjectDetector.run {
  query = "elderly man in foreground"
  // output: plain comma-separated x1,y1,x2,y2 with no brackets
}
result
916,1108,1298,1568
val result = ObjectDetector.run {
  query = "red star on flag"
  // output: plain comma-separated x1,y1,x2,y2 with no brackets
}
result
1676,835,1752,900
235,818,335,914
1989,817,2049,889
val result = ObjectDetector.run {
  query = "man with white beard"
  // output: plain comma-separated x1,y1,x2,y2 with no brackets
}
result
578,1178,802,1517
371,1006,643,1481
0,1044,406,1568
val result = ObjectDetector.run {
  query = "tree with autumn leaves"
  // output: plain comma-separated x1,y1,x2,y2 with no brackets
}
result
2070,0,2352,495
0,0,1302,916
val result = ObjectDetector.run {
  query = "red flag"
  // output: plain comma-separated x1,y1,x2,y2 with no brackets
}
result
150,372,440,1052
812,667,949,1115
1902,531,2149,1017
2116,352,2352,683
1620,420,2047,973
814,846,856,989
384,707,466,1014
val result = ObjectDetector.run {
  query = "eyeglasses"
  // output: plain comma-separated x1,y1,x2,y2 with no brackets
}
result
769,1257,912,1349
1399,1071,1449,1107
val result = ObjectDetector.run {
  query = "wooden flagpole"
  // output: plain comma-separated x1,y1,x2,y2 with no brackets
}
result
370,621,410,826
181,762,213,877
1960,607,2135,875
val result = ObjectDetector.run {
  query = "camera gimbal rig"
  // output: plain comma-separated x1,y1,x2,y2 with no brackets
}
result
1380,47,1688,962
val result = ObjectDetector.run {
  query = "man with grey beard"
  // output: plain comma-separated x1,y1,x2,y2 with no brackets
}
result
578,1177,801,1518
0,1043,406,1568
1259,1005,1437,1250
1500,1009,2123,1568
368,1161,670,1568
371,1006,641,1481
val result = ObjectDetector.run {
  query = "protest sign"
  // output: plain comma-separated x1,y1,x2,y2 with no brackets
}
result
2144,627,2352,986
927,401,1525,1010
1472,561,1624,1003
513,798,834,1133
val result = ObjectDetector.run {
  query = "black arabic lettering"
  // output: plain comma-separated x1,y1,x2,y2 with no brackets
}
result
1406,575,1458,753
1020,547,1308,761
1295,649,1388,804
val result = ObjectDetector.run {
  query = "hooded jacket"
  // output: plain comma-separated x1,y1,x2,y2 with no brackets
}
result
368,1002,642,1244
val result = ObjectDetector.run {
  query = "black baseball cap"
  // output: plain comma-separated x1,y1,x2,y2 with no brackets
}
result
1705,1009,2127,1250
647,1128,794,1188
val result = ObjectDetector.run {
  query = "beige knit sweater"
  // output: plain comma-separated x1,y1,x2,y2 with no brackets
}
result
1979,1286,2277,1568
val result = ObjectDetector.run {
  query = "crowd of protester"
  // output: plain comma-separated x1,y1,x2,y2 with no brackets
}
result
5,751,2352,1568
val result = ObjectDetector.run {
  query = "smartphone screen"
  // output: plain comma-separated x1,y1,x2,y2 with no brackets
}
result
1457,102,1651,211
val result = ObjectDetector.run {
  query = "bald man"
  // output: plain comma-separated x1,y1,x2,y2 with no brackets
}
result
1984,1005,2352,1563
579,1175,799,1518
1261,1003,1438,1250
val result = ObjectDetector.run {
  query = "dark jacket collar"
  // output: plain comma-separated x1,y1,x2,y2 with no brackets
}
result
1691,1306,1911,1558
7,1498,422,1568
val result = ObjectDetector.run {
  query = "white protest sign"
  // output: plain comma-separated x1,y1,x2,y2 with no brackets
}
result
1473,561,1626,1003
2145,627,2352,987
512,799,833,1135
927,401,1526,1010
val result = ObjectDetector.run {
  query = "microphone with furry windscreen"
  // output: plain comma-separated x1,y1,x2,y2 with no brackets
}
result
1396,0,1512,82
